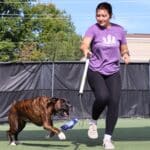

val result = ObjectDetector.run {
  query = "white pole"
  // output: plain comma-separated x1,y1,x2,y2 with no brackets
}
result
79,58,89,94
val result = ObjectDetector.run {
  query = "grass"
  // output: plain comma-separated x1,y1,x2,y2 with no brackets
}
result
0,118,150,150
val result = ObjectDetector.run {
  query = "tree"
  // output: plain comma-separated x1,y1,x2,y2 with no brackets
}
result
0,0,82,61
0,0,33,61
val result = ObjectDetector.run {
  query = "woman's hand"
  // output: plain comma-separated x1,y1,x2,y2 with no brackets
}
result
80,37,92,59
83,49,92,58
122,53,130,64
120,44,130,64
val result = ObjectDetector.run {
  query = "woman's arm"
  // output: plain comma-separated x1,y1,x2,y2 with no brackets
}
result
120,44,130,64
80,37,93,58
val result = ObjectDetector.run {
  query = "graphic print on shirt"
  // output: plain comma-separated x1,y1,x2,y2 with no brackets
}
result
102,34,116,46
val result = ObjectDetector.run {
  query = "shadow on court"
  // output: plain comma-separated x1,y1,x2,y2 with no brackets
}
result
0,126,150,148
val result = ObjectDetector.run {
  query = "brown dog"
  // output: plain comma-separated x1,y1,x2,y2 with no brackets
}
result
7,96,70,145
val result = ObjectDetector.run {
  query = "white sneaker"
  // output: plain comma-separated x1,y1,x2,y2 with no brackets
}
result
88,124,98,139
103,139,115,149
10,141,16,146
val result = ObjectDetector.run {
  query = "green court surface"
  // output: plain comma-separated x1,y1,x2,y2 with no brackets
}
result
0,118,150,150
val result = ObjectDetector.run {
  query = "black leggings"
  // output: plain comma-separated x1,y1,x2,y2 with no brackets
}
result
87,69,121,135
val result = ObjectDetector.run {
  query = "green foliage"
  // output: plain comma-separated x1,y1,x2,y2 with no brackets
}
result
0,40,16,61
0,1,82,62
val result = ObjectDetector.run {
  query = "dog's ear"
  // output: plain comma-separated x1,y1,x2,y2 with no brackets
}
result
51,97,59,101
54,98,66,110
47,97,61,109
46,101,52,109
46,97,58,109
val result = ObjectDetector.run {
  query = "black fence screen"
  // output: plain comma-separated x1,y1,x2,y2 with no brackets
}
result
0,62,150,123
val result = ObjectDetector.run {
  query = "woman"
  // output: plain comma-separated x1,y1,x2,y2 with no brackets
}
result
80,2,130,149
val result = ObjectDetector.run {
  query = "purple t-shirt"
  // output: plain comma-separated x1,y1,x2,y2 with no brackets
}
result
84,23,127,75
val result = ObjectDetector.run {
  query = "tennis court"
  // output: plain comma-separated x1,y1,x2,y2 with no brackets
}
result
0,118,150,150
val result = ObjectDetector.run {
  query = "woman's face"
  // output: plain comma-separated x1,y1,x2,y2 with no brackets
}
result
96,9,111,27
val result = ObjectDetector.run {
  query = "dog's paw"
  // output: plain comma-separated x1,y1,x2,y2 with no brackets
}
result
58,132,66,140
10,141,16,146
45,131,55,139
